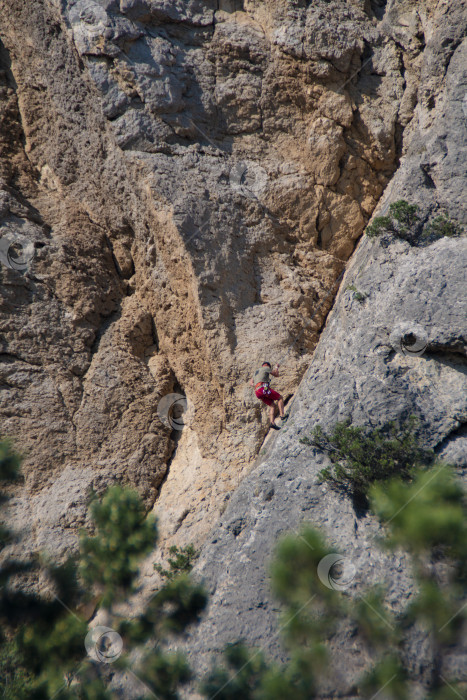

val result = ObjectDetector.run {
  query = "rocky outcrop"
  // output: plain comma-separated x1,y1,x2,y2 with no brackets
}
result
0,0,437,557
0,0,466,695
170,2,467,695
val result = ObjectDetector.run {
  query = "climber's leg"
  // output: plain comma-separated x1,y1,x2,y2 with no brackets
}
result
267,390,285,419
268,403,275,425
277,396,285,418
255,385,283,429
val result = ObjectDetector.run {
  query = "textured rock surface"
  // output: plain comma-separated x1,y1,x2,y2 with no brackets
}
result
167,3,467,694
0,0,466,695
0,0,437,557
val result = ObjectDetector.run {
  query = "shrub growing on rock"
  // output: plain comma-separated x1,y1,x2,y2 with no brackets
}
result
422,213,464,241
366,201,464,246
345,284,367,302
366,200,420,242
154,544,199,581
300,417,434,506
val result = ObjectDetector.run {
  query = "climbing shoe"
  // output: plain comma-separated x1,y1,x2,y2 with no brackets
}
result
270,423,280,430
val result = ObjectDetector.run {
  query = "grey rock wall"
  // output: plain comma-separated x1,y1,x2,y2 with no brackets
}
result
177,12,467,697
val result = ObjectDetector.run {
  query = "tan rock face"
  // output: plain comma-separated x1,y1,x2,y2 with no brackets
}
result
0,0,431,555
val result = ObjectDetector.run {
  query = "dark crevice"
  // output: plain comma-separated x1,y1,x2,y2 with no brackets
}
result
0,39,16,90
168,379,187,445
155,376,190,499
218,0,244,10
88,305,123,358
103,233,126,281
351,491,370,518
393,48,406,166
369,0,387,21
151,317,160,352
0,352,41,367
420,164,436,189
425,343,467,360
434,422,467,456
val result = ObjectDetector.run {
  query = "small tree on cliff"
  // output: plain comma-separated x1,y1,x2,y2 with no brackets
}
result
300,417,435,508
365,200,421,243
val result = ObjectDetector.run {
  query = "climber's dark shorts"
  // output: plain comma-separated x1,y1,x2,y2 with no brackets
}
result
255,383,281,407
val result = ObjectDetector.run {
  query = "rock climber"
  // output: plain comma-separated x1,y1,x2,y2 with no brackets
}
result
250,361,288,430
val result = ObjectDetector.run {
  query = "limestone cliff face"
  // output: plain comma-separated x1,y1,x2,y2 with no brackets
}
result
0,0,466,690
169,2,467,696
0,0,438,555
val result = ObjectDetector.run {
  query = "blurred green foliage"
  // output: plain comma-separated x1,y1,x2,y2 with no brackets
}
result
0,440,207,700
2,428,466,700
79,485,157,608
201,437,467,699
0,638,34,700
